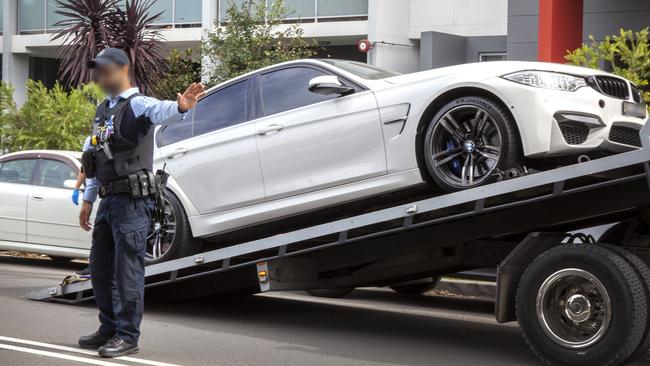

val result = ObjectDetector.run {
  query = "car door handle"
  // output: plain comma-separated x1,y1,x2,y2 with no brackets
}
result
31,195,44,201
164,147,190,159
257,124,285,136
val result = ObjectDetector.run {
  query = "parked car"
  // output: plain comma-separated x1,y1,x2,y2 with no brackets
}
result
154,59,647,253
0,150,175,263
0,150,90,260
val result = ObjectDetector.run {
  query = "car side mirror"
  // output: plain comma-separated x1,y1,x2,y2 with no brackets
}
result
63,179,77,190
308,75,354,96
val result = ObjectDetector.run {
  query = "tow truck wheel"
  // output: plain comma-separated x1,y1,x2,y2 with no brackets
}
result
306,288,355,298
516,243,647,366
599,244,650,364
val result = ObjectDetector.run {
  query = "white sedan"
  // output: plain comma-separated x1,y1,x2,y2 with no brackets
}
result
0,150,90,260
154,59,648,245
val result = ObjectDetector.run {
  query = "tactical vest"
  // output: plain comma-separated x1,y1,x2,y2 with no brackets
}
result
92,93,154,182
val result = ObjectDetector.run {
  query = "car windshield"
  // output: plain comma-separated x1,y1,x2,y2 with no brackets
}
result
320,59,401,80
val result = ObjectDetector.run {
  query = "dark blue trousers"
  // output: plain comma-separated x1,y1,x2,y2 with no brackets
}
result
89,195,153,345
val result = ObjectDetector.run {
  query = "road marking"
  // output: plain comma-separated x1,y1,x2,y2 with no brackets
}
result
0,336,182,366
0,343,126,365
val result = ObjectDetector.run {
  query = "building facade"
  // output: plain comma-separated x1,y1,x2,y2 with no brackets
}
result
0,0,648,104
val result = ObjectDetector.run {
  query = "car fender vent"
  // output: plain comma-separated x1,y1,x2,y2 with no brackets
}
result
609,125,642,147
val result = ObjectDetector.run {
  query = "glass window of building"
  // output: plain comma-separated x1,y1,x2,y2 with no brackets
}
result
149,0,173,25
175,0,202,24
46,0,66,29
283,0,315,19
317,0,368,18
19,0,46,32
0,0,4,32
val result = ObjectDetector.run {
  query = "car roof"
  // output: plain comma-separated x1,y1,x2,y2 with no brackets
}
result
0,150,82,161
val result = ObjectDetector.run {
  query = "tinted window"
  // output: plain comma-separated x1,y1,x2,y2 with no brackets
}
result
260,67,338,116
38,159,77,188
0,159,37,184
193,81,248,136
156,109,194,147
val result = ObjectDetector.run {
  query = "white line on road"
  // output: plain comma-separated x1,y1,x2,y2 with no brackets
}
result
0,342,127,366
0,336,182,366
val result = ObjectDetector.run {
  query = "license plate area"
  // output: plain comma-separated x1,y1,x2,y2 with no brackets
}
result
623,101,647,118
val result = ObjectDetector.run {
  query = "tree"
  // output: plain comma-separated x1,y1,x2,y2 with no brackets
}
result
566,28,650,104
203,0,317,85
53,0,167,95
153,49,202,100
0,81,104,152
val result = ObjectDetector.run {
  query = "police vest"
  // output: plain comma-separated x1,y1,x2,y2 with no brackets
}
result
92,93,154,182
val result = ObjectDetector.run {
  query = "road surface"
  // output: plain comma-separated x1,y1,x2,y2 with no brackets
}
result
1,254,648,366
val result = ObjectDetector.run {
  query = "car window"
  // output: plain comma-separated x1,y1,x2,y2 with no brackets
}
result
260,67,338,116
37,159,77,188
0,159,37,184
193,80,248,137
156,109,194,148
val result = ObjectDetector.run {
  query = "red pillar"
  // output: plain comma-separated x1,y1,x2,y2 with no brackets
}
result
538,0,584,63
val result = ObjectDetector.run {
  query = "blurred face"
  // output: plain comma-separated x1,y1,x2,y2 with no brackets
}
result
93,63,130,96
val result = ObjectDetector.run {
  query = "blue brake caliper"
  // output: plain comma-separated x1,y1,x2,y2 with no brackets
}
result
447,139,461,173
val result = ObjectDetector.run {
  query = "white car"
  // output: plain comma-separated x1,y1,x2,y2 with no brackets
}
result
154,58,648,253
0,151,91,260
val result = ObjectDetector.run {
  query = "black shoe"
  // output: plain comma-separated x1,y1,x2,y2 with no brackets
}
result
98,337,139,358
78,331,114,349
75,266,91,277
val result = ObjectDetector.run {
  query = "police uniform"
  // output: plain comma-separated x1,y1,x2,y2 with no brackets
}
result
80,49,187,355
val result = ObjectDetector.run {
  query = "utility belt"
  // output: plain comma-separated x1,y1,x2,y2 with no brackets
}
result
99,171,160,199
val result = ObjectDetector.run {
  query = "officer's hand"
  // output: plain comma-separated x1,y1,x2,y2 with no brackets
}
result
177,83,206,113
79,201,93,232
72,189,80,206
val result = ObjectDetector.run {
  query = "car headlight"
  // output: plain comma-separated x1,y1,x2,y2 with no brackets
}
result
503,71,587,92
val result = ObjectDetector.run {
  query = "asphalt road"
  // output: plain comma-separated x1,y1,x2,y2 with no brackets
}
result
1,255,649,366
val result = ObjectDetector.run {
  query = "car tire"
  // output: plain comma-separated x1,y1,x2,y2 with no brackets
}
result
306,288,355,298
146,191,202,265
423,96,521,191
516,243,647,366
390,277,439,295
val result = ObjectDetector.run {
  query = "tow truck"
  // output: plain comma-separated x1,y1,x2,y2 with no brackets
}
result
28,122,650,365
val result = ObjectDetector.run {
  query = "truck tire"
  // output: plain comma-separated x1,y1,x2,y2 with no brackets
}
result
146,192,202,265
390,277,440,295
599,244,650,364
516,243,647,366
306,288,355,298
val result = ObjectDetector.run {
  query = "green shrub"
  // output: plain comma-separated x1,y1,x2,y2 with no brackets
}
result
202,0,316,86
566,28,650,104
154,48,202,100
0,80,104,153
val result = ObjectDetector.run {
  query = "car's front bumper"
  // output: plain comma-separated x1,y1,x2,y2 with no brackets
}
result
484,76,648,158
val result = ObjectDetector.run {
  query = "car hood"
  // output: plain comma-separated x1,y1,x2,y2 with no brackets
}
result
383,61,613,85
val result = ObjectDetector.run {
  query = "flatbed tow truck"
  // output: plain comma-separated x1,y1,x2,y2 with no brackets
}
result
28,122,650,365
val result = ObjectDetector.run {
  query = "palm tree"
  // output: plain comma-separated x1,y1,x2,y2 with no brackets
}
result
52,0,167,95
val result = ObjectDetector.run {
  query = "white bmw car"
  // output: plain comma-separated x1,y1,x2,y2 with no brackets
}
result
2,60,646,263
154,58,648,255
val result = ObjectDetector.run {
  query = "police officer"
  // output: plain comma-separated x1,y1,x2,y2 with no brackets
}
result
77,48,205,358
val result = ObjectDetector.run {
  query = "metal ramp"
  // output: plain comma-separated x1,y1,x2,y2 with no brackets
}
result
27,123,650,303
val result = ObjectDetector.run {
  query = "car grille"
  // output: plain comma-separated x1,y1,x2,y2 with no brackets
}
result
631,85,642,103
560,124,589,145
593,76,629,99
609,126,642,147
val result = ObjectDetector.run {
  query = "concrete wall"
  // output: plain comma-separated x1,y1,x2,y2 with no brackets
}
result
420,32,506,70
409,0,507,39
367,0,420,73
507,0,650,62
506,0,539,61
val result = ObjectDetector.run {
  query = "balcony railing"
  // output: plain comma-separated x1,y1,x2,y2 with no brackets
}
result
218,0,369,24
